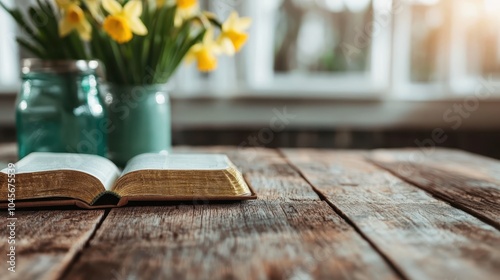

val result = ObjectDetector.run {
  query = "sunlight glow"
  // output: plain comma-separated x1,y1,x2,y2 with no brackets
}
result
323,0,344,12
297,12,326,67
484,0,500,16
344,0,371,12
373,0,393,11
458,1,480,21
412,0,440,6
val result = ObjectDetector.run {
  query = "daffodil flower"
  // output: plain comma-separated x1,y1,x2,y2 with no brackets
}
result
55,0,72,8
59,3,92,41
84,0,102,18
218,11,251,55
175,0,199,27
102,0,147,44
186,29,221,72
56,0,101,19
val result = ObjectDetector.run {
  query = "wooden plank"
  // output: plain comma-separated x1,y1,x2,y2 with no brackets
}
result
369,148,500,229
64,147,399,280
283,149,500,280
63,202,400,280
0,210,104,280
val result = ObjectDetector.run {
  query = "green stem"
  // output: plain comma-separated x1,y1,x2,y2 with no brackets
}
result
110,41,128,84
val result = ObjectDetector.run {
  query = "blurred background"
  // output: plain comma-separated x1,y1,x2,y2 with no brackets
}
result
1,0,500,157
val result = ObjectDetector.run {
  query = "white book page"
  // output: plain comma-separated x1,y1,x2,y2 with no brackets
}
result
122,153,231,175
1,152,121,191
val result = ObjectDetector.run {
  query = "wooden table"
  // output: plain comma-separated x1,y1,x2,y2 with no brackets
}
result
1,144,499,280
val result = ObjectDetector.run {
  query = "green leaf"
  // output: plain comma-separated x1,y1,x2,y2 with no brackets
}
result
16,38,45,58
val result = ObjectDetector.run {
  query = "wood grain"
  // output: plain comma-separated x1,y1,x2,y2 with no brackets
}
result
64,147,399,280
283,149,500,280
0,210,104,280
369,148,500,229
64,202,401,280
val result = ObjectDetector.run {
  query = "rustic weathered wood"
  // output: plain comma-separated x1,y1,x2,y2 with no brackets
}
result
64,202,401,280
369,148,500,229
0,210,104,280
283,149,500,280
64,147,399,280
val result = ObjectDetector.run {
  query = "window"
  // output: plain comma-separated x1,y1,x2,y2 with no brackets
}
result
408,1,446,84
273,0,373,74
449,0,500,94
392,0,500,98
174,0,391,97
1,0,499,98
267,0,388,97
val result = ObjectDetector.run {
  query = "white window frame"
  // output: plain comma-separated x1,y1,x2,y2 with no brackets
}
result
0,0,19,94
241,0,391,99
391,0,500,99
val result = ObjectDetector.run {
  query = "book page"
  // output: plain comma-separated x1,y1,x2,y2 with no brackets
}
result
122,153,231,174
2,153,121,191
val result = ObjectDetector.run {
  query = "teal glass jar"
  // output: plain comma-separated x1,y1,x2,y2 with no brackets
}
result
16,59,107,159
106,84,171,167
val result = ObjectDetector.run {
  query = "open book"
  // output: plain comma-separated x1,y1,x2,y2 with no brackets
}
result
0,153,256,209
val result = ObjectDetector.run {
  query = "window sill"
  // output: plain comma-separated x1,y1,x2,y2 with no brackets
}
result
2,92,500,130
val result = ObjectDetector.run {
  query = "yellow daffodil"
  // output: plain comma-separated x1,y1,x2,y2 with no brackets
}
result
56,0,101,20
102,0,147,44
84,0,102,18
59,3,92,41
218,11,251,55
175,0,199,27
186,29,221,72
55,0,72,8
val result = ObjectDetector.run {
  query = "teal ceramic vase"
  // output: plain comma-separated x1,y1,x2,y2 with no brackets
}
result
106,84,172,167
16,59,107,159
